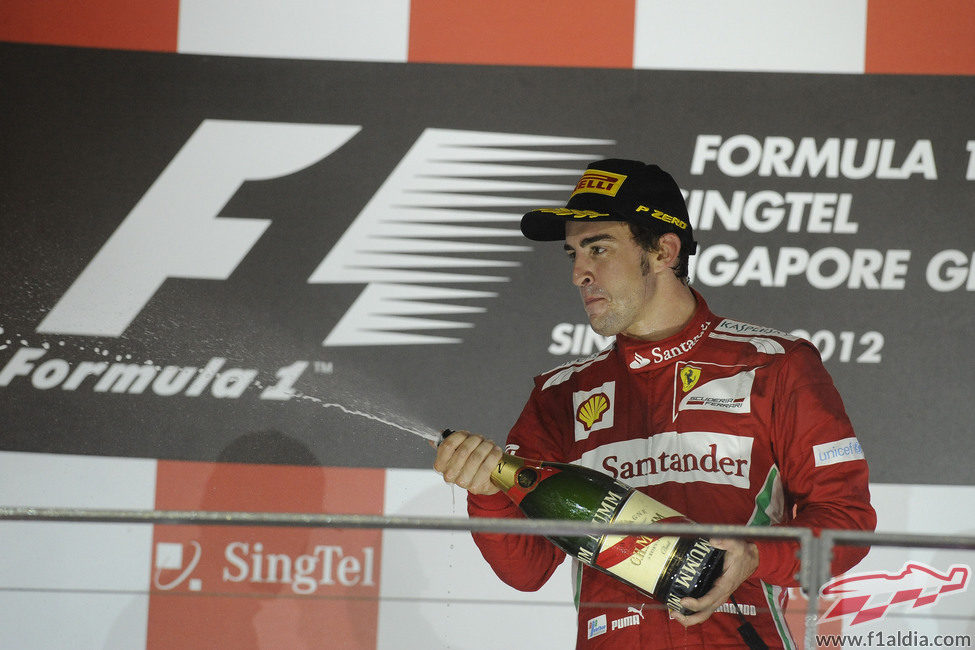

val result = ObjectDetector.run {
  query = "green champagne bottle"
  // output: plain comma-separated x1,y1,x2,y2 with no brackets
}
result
444,430,724,614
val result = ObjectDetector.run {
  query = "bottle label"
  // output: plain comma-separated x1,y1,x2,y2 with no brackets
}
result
589,491,687,595
664,538,718,612
574,482,631,564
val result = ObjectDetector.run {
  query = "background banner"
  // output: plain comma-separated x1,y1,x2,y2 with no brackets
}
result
2,33,974,649
2,43,973,484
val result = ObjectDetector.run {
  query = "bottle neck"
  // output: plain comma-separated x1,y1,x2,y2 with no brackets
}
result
491,453,549,505
491,453,526,492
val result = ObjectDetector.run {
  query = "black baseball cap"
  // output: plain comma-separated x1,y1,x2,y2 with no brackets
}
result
520,159,697,255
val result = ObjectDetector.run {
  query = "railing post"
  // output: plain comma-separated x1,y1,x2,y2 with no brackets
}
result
796,528,818,650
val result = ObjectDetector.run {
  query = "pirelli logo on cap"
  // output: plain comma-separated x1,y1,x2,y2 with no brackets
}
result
571,170,627,198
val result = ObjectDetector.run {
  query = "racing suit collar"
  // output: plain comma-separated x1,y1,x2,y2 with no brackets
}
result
615,289,715,372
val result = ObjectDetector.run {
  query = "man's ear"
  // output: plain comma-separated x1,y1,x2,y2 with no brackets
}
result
654,233,683,271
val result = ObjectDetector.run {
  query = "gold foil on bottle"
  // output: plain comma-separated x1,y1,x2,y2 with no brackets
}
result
491,454,525,492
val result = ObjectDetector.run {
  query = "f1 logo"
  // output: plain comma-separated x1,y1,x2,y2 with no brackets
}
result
36,122,610,344
37,120,361,337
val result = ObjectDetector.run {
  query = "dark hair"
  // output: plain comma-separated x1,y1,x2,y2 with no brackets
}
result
629,222,691,282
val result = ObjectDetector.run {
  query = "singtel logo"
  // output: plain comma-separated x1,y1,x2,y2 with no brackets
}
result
223,542,376,594
154,540,376,595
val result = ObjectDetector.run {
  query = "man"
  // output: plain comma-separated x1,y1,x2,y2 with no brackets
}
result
434,159,875,649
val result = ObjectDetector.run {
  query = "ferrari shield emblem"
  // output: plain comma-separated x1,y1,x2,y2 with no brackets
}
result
680,365,702,392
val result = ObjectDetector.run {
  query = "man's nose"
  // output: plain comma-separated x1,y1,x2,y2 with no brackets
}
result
572,259,593,286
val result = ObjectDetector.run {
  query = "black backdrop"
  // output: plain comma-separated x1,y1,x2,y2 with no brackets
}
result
2,43,973,483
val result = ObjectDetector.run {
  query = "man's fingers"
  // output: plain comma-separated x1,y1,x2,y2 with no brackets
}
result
678,585,726,621
433,429,474,474
433,430,502,495
451,437,497,488
468,445,503,493
673,539,760,627
671,603,719,627
441,433,488,481
674,578,731,627
708,537,735,550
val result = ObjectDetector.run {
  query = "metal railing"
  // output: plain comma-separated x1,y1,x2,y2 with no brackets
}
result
3,506,974,649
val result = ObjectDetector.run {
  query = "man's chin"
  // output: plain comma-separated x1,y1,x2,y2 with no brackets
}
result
587,317,619,338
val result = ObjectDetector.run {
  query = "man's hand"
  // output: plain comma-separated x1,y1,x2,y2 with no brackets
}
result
671,538,760,627
433,430,503,496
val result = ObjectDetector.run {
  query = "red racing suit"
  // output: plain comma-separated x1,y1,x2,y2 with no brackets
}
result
468,292,875,649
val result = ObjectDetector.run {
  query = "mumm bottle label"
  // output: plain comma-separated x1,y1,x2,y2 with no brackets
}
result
588,491,688,595
576,483,630,564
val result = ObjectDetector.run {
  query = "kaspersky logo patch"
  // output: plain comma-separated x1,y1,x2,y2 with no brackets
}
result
573,381,615,441
571,170,626,198
820,562,970,626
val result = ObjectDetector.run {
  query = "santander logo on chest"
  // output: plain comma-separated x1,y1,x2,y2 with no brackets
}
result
577,432,753,489
628,321,711,369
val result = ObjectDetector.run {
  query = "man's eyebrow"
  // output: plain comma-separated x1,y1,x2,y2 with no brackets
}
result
564,234,616,252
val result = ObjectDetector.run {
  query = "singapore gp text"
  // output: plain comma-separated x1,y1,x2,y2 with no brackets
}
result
685,134,975,292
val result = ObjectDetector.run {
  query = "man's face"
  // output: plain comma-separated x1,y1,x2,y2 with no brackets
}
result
563,220,656,338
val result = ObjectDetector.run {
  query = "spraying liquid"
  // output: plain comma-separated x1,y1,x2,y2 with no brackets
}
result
2,327,443,443
293,392,442,442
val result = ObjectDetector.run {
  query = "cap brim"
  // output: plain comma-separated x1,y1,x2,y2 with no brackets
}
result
520,208,620,241
521,209,567,241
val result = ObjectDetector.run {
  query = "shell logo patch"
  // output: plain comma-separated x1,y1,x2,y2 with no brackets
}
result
573,381,616,441
577,393,609,429
680,366,702,392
